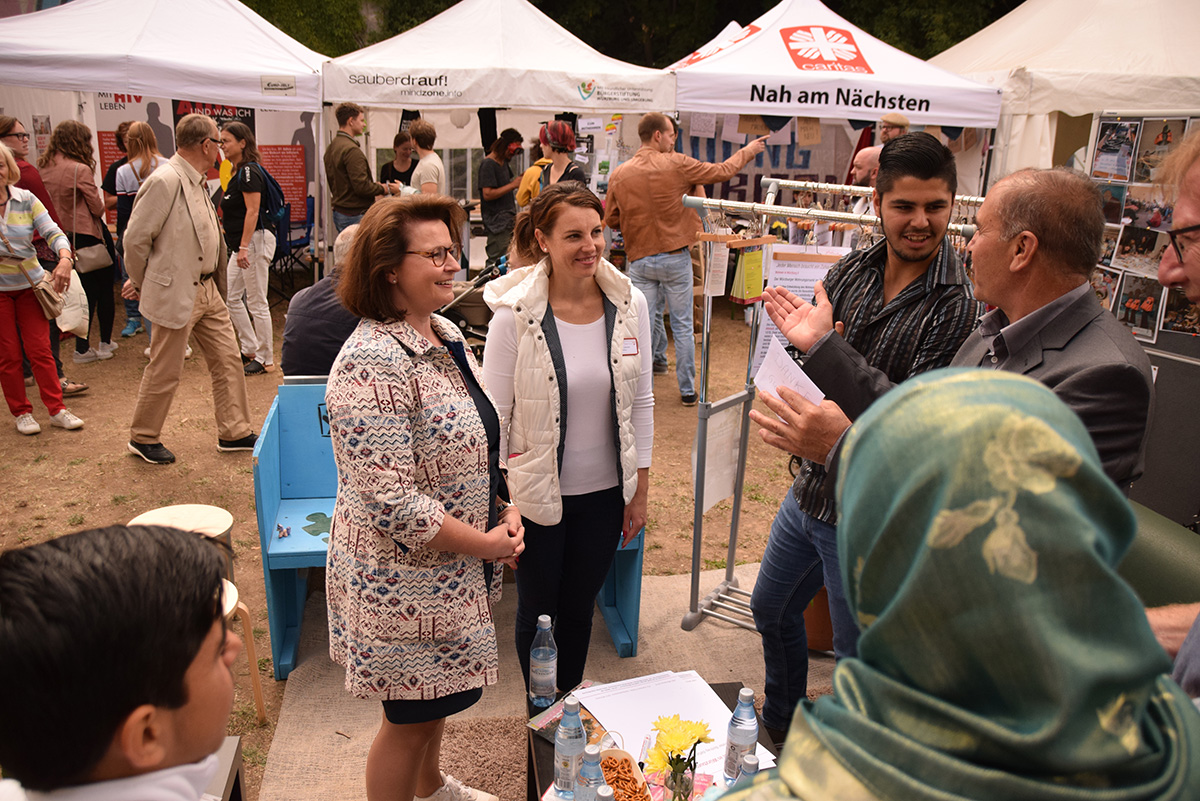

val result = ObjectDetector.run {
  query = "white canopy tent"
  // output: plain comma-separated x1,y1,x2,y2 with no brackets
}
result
671,0,1000,128
323,0,674,112
929,0,1200,182
0,0,326,112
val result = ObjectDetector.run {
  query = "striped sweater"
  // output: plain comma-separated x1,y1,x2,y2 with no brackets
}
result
0,186,69,291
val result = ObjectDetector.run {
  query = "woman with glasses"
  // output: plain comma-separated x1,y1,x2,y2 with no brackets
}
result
39,120,118,365
324,194,524,801
218,122,275,376
482,182,653,694
0,116,87,396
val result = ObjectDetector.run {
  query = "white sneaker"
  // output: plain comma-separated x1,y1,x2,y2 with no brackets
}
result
97,341,118,358
416,773,498,801
73,348,100,364
144,346,151,358
49,409,84,430
15,413,40,435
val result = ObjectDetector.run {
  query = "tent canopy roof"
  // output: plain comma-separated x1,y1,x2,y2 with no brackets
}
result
929,0,1200,116
322,0,674,111
0,0,326,111
672,0,1000,127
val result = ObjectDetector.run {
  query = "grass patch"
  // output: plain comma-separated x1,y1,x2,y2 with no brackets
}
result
67,513,85,526
258,657,272,673
703,557,727,570
111,494,134,505
33,453,48,463
242,744,268,765
67,457,87,466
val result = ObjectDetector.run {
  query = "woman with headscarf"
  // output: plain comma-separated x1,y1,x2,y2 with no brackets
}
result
721,369,1200,801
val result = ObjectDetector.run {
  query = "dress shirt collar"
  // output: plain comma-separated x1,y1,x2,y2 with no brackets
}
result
977,282,1091,364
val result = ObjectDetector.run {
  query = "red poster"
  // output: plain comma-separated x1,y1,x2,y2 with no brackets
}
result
97,131,121,226
261,145,307,223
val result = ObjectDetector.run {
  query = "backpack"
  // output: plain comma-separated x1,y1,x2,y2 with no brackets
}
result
249,162,288,232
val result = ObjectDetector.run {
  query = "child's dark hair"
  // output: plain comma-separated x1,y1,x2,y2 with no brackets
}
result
0,525,225,790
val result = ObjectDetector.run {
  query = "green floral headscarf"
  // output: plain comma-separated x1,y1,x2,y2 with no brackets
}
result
785,368,1200,800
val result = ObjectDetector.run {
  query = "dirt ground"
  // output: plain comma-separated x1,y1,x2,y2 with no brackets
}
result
0,287,794,797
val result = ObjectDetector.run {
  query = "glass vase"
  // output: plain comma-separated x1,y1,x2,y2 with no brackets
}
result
666,768,694,801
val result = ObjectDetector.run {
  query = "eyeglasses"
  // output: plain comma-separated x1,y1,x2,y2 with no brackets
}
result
1167,222,1200,262
406,244,461,268
1,132,30,142
206,137,221,145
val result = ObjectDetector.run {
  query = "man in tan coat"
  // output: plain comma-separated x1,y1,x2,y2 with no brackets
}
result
122,113,255,464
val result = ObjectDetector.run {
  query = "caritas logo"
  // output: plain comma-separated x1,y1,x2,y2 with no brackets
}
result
780,26,872,73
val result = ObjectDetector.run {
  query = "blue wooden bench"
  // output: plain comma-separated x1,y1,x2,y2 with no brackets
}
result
252,380,336,680
253,380,644,679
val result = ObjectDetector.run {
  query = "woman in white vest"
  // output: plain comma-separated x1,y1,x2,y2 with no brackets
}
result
483,182,654,692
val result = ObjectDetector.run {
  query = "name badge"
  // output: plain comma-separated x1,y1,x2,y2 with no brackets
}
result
622,338,639,356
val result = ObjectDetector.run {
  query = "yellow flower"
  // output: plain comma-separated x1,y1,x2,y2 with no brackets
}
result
648,716,713,775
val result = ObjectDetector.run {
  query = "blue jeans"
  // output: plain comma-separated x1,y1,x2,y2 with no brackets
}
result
332,209,364,233
629,248,694,397
751,493,860,730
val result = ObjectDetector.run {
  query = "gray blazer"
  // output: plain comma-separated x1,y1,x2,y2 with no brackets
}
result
951,289,1154,488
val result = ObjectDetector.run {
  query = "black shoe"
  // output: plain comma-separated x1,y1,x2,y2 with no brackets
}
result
681,394,698,407
241,353,254,365
218,433,258,452
244,359,266,375
128,440,176,464
653,361,669,374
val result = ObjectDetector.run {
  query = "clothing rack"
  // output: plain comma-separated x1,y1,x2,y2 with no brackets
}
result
767,178,985,207
681,192,978,239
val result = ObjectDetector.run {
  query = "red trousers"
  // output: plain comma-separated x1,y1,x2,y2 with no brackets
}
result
0,288,65,417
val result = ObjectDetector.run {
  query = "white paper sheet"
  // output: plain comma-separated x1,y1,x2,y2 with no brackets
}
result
704,234,732,297
753,337,824,406
692,403,742,513
572,671,775,777
749,246,842,374
689,112,717,139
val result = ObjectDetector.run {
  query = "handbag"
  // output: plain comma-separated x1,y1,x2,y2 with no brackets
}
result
71,164,113,274
1,230,64,319
56,271,90,337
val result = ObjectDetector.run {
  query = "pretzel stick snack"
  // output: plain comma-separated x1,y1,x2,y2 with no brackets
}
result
601,756,650,801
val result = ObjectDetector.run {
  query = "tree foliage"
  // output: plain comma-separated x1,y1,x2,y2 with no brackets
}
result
246,0,1023,67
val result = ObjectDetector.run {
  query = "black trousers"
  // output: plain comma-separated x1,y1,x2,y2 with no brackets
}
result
514,486,624,692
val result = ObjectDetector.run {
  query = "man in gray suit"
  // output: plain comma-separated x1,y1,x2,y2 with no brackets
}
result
751,167,1153,490
123,113,255,465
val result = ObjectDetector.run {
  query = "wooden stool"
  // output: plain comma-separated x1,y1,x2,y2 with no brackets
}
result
222,579,267,725
129,504,236,580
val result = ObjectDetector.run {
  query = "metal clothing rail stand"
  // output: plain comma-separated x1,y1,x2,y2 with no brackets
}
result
679,182,977,633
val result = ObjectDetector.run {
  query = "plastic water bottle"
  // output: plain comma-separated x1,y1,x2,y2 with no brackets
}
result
575,743,606,801
723,687,759,784
554,695,586,798
530,614,557,708
734,754,759,787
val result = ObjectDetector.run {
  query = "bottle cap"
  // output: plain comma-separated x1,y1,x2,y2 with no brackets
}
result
563,694,579,713
537,614,552,628
740,754,759,772
584,743,601,758
738,687,755,704
598,787,615,800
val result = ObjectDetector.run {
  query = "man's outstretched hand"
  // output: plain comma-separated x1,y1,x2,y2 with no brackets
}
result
749,386,851,465
762,282,842,352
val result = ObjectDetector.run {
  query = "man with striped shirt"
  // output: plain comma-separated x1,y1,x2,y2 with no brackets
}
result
747,133,982,745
